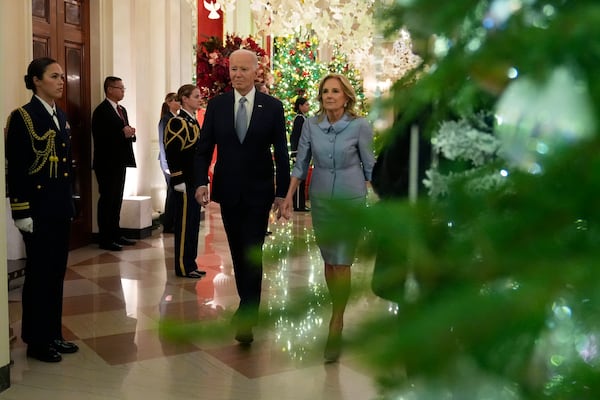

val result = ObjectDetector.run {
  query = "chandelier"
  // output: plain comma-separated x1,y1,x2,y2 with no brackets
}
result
211,0,421,88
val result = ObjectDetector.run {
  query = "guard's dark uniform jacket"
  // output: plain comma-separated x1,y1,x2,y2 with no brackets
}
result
5,95,75,221
164,111,200,187
4,95,74,347
163,110,202,277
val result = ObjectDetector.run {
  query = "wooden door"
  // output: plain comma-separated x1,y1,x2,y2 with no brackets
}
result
32,0,92,248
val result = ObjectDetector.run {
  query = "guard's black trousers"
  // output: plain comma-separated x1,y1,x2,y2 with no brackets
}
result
21,217,71,345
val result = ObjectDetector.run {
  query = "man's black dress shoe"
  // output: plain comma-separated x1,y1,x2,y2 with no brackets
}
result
99,242,122,251
116,236,136,246
27,344,62,363
51,339,79,354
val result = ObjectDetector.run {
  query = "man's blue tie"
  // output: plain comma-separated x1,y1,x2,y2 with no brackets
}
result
236,97,248,142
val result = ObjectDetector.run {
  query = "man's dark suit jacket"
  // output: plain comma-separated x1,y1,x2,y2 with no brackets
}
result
195,91,290,206
91,99,136,171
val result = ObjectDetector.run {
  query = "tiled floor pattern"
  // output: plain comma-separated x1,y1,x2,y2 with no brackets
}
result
3,203,384,399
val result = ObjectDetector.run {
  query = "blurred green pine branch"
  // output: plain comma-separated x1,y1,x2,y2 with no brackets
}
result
351,0,600,398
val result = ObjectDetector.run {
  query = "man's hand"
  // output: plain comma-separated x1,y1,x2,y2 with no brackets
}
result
174,183,186,193
195,185,210,206
282,197,296,220
123,125,136,139
15,217,33,233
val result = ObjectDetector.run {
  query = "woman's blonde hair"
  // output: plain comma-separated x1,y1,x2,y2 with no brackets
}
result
316,73,357,120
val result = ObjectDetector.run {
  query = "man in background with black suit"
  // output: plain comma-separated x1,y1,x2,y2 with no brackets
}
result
195,49,290,344
91,76,137,251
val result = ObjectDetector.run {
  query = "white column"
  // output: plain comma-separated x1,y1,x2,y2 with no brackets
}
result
225,0,253,37
90,0,196,228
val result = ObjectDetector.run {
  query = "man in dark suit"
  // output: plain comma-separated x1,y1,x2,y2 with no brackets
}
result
91,76,137,251
195,49,290,344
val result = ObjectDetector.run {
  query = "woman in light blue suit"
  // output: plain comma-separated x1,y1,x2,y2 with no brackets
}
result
282,73,375,362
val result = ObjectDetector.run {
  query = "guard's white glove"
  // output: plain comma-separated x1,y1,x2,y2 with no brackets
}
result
15,217,33,233
174,183,186,193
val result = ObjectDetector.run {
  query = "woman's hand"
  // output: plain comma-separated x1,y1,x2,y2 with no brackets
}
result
279,197,294,220
280,176,302,220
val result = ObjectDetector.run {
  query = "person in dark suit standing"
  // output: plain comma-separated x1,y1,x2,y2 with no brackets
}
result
195,49,290,344
91,76,137,251
163,84,206,278
5,57,79,362
289,96,310,211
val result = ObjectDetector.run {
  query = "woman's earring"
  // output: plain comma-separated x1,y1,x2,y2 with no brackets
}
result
344,102,348,108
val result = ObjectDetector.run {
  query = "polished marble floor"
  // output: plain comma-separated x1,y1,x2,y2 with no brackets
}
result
3,203,387,399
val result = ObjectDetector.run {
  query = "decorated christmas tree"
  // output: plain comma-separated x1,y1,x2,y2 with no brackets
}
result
271,35,368,135
271,35,326,132
326,44,368,116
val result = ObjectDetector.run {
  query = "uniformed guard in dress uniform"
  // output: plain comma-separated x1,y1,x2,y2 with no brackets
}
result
290,97,310,212
5,57,79,362
163,84,206,278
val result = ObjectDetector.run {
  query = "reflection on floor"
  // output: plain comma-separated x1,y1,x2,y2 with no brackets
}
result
4,203,385,400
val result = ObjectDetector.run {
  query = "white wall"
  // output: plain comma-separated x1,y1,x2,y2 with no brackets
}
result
90,0,196,232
